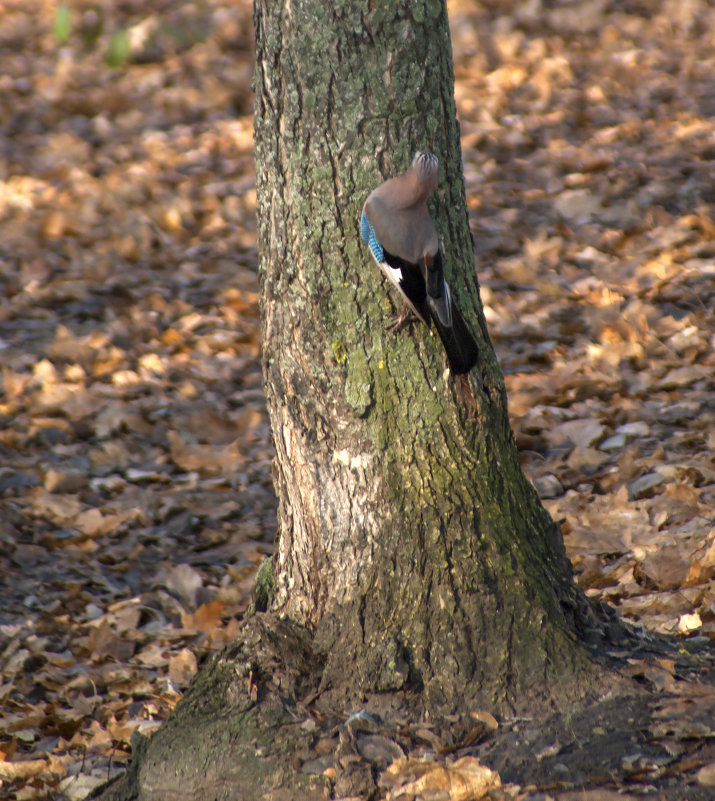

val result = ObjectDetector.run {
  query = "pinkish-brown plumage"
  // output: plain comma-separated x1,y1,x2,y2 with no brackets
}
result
360,152,479,374
363,152,439,265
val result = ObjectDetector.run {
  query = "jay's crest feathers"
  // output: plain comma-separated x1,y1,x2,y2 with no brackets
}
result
360,152,479,374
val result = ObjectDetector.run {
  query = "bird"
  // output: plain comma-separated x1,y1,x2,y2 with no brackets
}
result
360,152,479,374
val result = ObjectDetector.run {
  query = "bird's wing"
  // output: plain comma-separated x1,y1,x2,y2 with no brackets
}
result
363,194,438,265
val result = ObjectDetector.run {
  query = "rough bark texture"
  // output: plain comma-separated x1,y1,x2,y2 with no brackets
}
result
91,616,333,801
254,0,599,713
91,3,610,799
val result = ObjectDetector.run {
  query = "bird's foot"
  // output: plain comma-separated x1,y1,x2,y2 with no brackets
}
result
386,301,418,332
386,311,419,332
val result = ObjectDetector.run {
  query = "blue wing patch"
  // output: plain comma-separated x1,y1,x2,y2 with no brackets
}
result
360,211,384,263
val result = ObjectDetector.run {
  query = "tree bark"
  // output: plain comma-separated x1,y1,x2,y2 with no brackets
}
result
91,3,612,799
254,0,599,713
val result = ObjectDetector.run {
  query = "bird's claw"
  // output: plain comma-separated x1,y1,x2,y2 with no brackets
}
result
386,311,418,332
386,301,418,332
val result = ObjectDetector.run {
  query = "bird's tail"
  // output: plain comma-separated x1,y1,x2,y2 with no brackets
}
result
427,280,479,373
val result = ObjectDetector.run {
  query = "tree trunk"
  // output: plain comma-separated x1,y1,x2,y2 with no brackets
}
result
254,0,599,713
92,3,612,799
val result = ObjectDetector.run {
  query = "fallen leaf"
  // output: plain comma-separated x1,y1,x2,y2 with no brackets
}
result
658,365,710,388
382,755,500,801
168,430,245,475
356,734,405,767
546,418,605,448
628,473,665,500
163,563,203,609
677,612,702,634
168,648,198,687
696,761,715,787
181,600,224,633
88,620,135,662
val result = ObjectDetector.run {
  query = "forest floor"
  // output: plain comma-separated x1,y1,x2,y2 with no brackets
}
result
0,1,713,799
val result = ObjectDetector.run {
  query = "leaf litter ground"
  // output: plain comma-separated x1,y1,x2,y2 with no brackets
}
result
0,1,713,799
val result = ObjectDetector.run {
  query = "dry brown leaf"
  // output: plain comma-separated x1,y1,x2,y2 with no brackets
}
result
88,620,135,662
658,365,710,388
71,720,114,752
470,710,498,730
382,755,500,801
108,602,143,634
634,548,690,591
168,648,198,687
0,739,17,762
44,467,87,494
696,761,715,787
554,189,605,223
182,600,225,633
136,643,170,668
29,488,82,524
624,660,678,693
74,508,115,538
168,430,245,475
0,753,75,781
164,563,203,609
567,445,609,474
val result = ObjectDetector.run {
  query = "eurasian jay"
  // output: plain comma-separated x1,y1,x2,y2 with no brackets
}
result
360,152,479,374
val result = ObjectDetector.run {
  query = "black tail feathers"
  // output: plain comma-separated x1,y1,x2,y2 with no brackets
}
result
427,295,479,374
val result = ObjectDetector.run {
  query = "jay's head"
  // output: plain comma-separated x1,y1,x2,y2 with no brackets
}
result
411,152,439,197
